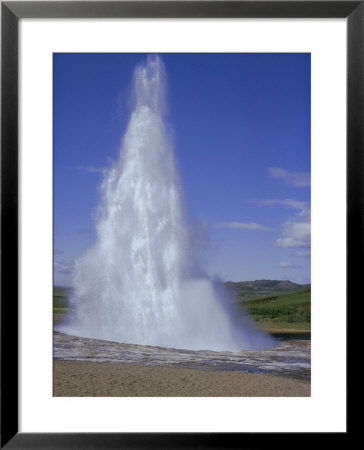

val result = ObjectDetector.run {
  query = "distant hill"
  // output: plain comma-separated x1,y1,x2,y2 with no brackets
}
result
225,279,310,302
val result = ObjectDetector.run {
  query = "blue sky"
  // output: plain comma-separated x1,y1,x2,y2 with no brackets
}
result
54,53,310,286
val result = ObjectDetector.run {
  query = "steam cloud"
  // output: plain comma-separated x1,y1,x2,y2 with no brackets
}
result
57,55,273,351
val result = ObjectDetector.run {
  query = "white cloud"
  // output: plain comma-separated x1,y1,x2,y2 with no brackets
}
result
295,250,311,257
269,167,310,187
74,165,105,174
279,261,300,269
257,197,311,249
256,198,307,210
215,222,274,231
54,262,71,275
275,208,311,248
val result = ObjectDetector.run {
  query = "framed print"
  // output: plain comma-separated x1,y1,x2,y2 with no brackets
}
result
1,1,358,447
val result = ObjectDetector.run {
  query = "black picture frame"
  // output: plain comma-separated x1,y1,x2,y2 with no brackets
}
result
1,1,357,448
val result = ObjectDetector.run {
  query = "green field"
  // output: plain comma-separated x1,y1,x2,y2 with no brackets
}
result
53,283,311,332
54,286,71,307
243,290,311,332
53,286,72,323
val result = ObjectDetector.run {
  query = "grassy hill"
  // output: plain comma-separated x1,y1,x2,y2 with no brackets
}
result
225,279,310,302
243,290,311,332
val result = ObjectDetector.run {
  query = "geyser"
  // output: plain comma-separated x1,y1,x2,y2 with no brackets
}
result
58,55,273,351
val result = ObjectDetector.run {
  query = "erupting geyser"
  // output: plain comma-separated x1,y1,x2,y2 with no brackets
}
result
57,55,273,351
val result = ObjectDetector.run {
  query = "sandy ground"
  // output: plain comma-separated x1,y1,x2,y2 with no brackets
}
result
54,361,310,397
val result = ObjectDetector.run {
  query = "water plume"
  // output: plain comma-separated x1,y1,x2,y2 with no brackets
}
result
57,55,273,351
